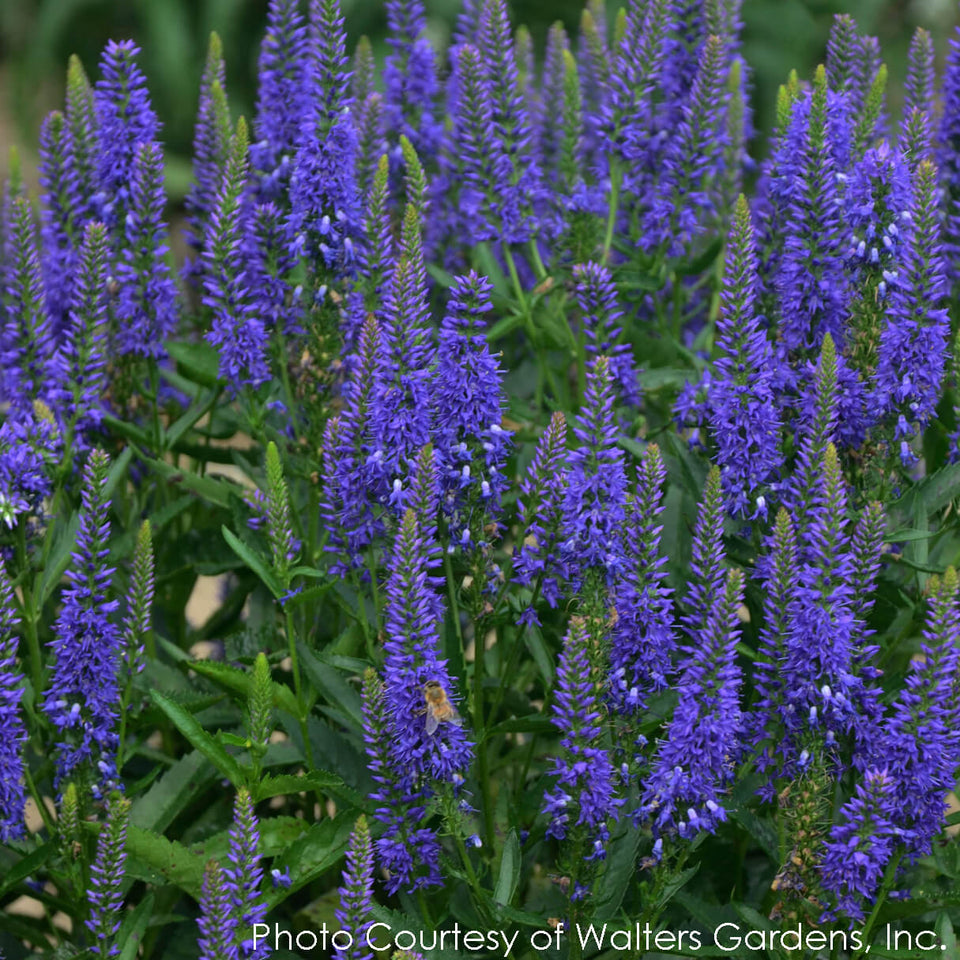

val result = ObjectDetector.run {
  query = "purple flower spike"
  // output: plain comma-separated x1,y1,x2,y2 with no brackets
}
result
86,793,131,958
198,860,239,960
334,816,375,960
224,788,268,959
0,557,27,843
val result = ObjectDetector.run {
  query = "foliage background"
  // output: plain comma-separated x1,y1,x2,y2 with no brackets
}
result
1,0,960,196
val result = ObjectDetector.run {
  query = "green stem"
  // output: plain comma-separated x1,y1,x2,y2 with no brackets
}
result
852,848,903,960
602,162,623,264
284,607,314,769
23,765,56,835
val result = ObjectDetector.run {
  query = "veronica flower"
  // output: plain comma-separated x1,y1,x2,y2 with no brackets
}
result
252,0,307,198
561,357,628,588
383,0,441,164
382,509,472,781
93,40,160,230
572,262,639,407
362,668,441,894
939,28,960,283
0,557,27,843
65,55,99,221
38,110,83,332
184,33,230,280
543,617,620,860
820,769,900,921
224,788,268,958
904,28,934,118
825,14,860,98
198,860,239,960
608,443,676,716
640,568,744,838
708,195,780,517
114,142,179,359
288,0,361,281
43,450,121,789
86,793,131,957
537,23,571,185
2,197,60,412
0,407,59,533
121,520,154,679
433,271,510,548
334,816,375,960
875,159,949,459
203,119,270,388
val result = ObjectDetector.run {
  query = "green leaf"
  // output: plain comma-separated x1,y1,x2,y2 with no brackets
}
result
594,819,641,920
125,826,205,898
116,892,156,960
165,389,220,450
140,455,241,510
149,690,246,786
493,829,520,907
268,815,356,906
222,526,285,599
298,642,364,728
167,339,221,387
0,842,56,897
522,624,555,686
254,772,344,803
188,658,300,717
130,750,218,834
938,913,959,960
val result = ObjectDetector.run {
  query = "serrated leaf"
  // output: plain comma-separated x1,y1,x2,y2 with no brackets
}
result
254,772,344,802
167,339,221,387
267,815,356,906
939,913,959,960
116,892,155,960
149,690,246,786
594,818,642,920
125,826,205,898
130,751,218,834
188,658,300,717
0,842,56,897
298,642,363,728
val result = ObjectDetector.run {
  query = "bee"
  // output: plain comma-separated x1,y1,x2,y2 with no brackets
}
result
422,680,462,736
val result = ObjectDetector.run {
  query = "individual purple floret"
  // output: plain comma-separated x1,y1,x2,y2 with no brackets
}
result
114,142,179,359
203,119,271,388
820,769,900,922
572,262,640,407
334,816,374,960
561,356,628,587
543,617,620,860
93,40,160,230
384,0,441,164
639,567,744,838
43,449,122,790
198,860,239,960
708,195,780,517
875,159,949,461
382,509,472,781
252,0,307,198
0,557,27,843
362,668,442,895
609,443,676,716
86,793,131,957
224,788,269,959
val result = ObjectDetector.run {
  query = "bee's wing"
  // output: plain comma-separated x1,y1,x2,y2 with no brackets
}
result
425,711,439,736
448,710,463,727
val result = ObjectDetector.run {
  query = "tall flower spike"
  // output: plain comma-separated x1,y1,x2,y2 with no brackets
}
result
609,444,676,715
904,28,934,118
247,653,274,754
362,668,441,894
384,0,441,163
62,221,109,450
93,40,160,230
121,520,154,678
289,0,361,279
265,440,298,584
363,156,393,310
543,617,620,861
561,356,628,587
514,412,568,616
334,816,375,960
114,141,179,359
2,196,59,411
682,466,726,639
38,110,83,333
863,569,960,859
43,449,121,789
252,0,307,197
640,567,744,837
66,55,99,220
383,509,472,781
538,22,571,184
86,793,131,958
709,195,781,518
204,118,271,387
0,557,27,842
875,159,949,461
825,14,860,96
433,271,511,547
184,33,230,279
776,66,847,352
477,0,544,244
224,788,268,959
198,859,239,960
819,769,898,921
355,93,387,205
939,28,960,283
751,508,799,796
572,262,640,407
